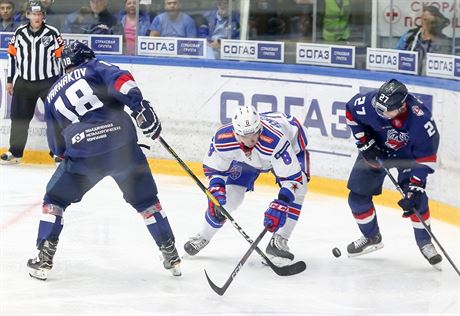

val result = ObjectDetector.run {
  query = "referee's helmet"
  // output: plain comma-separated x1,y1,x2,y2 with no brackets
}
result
27,0,45,13
61,41,96,70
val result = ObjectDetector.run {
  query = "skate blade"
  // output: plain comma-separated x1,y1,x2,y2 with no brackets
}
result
431,262,442,271
29,268,48,280
348,243,384,258
263,254,293,267
169,264,182,277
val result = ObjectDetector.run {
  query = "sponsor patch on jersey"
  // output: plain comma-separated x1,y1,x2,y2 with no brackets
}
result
259,134,273,144
217,132,234,140
411,105,424,116
385,129,409,151
41,36,52,46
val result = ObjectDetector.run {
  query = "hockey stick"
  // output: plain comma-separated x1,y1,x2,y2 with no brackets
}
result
157,136,306,276
383,167,460,276
205,227,268,296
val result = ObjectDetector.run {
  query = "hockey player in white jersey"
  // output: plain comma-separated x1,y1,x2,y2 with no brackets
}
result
184,105,309,265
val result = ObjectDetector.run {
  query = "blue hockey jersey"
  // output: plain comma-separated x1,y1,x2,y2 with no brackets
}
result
345,90,439,182
45,59,146,158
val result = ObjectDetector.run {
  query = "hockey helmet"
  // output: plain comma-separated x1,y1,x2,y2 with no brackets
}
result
61,41,96,70
372,79,408,117
27,0,45,13
232,105,262,136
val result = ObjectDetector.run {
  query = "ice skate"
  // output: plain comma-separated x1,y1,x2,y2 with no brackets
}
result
420,243,442,271
265,234,294,266
347,233,383,257
183,234,209,256
27,239,58,281
160,239,181,276
0,151,21,165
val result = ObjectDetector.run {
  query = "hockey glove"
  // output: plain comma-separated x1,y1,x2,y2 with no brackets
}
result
397,176,425,218
133,100,161,140
207,178,226,223
357,138,384,168
264,199,289,232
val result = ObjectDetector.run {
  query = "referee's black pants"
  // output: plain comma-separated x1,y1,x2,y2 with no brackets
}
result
9,76,59,158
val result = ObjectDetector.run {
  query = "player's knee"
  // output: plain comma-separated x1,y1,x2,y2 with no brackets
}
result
41,204,64,223
348,191,372,209
139,201,165,225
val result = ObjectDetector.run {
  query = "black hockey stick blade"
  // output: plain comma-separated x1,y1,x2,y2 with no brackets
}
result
204,269,228,296
264,259,307,276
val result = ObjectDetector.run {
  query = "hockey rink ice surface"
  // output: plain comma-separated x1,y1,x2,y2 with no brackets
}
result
1,164,459,316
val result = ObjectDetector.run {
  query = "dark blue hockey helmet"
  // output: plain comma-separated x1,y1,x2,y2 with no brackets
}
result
61,41,95,70
372,79,408,117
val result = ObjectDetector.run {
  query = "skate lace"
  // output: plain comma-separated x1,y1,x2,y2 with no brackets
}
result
190,235,208,250
353,236,369,249
273,235,290,251
421,243,437,259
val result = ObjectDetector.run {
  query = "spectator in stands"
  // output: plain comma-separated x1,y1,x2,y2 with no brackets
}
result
63,0,119,34
318,0,350,42
198,0,240,59
395,5,451,74
40,0,61,29
13,1,28,25
149,0,196,38
0,0,19,32
118,0,151,55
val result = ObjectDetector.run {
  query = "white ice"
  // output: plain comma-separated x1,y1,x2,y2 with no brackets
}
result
1,164,459,316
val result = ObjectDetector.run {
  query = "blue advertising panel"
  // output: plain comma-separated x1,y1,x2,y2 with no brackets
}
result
220,39,284,63
366,48,418,75
426,53,460,81
296,43,355,68
62,34,122,54
0,32,13,51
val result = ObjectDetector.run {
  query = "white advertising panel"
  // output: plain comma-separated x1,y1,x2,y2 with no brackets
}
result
426,53,460,80
367,48,418,75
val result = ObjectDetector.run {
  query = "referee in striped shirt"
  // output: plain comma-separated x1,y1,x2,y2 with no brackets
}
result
1,0,64,164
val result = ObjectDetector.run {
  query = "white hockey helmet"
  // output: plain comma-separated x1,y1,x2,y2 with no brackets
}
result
232,105,262,136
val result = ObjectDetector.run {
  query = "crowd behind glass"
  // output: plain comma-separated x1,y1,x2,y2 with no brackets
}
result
1,0,459,71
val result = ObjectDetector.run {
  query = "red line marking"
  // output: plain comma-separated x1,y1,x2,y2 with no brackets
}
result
0,202,41,232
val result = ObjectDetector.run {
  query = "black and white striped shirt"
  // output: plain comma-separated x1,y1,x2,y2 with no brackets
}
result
7,23,64,83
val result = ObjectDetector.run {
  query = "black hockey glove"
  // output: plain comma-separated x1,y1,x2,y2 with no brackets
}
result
133,100,161,140
357,138,384,168
397,176,425,218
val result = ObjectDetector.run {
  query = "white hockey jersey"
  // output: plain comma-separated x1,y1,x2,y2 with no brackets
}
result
203,112,308,199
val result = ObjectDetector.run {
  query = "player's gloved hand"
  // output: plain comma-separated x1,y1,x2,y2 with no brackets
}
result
397,176,425,218
357,138,384,168
207,178,226,223
133,100,161,140
264,199,289,232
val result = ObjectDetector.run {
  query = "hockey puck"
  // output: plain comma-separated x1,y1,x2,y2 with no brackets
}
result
332,247,341,258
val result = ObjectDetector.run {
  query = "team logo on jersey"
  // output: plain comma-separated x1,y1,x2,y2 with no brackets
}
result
228,164,242,180
71,132,85,144
411,105,424,116
41,36,52,46
385,129,409,151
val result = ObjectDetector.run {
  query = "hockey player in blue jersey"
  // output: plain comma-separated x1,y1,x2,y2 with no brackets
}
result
345,79,442,269
184,105,310,265
27,41,181,280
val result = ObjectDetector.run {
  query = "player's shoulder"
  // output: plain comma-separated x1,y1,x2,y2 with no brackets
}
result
13,24,28,35
45,24,60,35
213,123,240,152
346,91,375,109
407,95,432,120
256,119,284,155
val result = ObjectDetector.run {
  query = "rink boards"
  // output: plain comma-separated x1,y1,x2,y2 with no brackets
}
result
0,56,458,226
